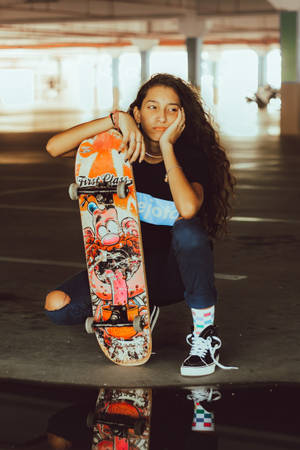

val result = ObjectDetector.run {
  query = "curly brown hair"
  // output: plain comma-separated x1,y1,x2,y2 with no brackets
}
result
128,73,236,239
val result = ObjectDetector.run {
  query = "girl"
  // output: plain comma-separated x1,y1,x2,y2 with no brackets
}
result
45,73,236,376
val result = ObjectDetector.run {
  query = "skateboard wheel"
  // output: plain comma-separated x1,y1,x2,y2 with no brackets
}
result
134,419,146,435
117,181,128,199
86,411,95,428
127,305,139,322
68,183,79,200
85,317,95,334
133,315,144,332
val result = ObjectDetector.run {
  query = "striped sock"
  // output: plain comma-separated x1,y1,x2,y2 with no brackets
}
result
192,403,215,432
191,306,215,336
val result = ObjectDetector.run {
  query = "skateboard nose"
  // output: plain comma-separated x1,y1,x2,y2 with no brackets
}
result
101,233,120,246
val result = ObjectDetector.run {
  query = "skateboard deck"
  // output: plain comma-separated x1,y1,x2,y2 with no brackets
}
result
70,129,151,366
91,387,152,450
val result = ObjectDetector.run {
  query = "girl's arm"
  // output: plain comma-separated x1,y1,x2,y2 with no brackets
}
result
46,116,113,157
162,143,204,219
46,112,145,161
160,109,204,219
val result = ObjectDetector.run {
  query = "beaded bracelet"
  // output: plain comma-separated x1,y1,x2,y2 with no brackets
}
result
109,112,116,128
110,110,120,131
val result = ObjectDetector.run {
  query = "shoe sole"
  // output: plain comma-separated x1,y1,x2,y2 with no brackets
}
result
180,356,219,377
150,306,160,332
180,364,216,377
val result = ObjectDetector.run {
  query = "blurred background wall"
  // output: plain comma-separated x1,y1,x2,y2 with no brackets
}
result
0,0,298,137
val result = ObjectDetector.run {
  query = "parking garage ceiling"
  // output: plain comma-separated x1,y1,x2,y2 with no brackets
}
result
0,0,282,47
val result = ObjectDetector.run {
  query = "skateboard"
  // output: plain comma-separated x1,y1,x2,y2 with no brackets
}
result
90,387,151,449
69,129,151,366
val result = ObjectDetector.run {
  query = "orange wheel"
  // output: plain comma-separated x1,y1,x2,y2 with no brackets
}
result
107,326,136,340
102,306,112,321
127,305,139,322
107,402,139,418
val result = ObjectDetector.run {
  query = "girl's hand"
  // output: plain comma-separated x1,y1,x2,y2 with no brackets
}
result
159,108,186,149
118,112,145,163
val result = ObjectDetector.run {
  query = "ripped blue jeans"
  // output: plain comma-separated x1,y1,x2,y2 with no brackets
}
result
45,217,217,325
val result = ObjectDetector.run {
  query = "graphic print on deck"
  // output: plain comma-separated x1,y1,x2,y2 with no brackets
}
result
73,130,151,366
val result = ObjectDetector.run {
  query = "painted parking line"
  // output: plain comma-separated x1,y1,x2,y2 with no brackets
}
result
1,175,60,182
231,162,281,170
0,256,247,280
0,203,76,213
215,273,247,280
1,202,299,224
237,184,300,191
231,216,300,224
0,256,84,268
0,184,67,196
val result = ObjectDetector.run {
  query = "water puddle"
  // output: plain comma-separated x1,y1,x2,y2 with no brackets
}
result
0,382,299,449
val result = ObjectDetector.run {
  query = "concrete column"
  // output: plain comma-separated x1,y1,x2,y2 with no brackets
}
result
186,37,203,89
209,51,220,105
281,11,298,81
140,50,150,84
257,51,268,87
210,61,218,105
55,56,62,95
131,39,158,85
93,62,99,111
280,11,300,135
178,15,206,90
112,55,120,110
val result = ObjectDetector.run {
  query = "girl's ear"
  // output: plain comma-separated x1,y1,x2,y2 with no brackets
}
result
133,106,141,124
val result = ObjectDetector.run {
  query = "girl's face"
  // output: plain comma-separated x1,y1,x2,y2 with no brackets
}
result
133,85,181,141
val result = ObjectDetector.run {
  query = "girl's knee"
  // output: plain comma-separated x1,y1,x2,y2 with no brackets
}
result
45,290,71,311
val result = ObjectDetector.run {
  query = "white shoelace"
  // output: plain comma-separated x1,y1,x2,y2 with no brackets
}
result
187,386,222,403
186,333,239,370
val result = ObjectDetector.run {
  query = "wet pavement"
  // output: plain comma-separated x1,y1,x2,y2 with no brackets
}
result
1,381,300,449
0,113,300,388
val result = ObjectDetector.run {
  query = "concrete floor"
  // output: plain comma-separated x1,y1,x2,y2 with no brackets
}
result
0,116,300,388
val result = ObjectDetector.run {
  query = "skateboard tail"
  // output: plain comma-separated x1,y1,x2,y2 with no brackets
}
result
92,388,152,449
100,326,152,367
101,346,152,367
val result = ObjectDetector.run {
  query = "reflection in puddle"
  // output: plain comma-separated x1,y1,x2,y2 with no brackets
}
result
47,386,220,450
1,383,300,449
91,388,151,449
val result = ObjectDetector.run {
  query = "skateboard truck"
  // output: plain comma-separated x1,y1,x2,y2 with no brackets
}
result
68,181,129,202
92,412,146,436
85,305,145,334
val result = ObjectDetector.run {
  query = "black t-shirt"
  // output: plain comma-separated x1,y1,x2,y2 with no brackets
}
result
133,146,208,250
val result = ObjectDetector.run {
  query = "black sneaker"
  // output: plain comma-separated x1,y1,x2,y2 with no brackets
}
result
181,325,238,376
150,305,160,332
187,385,222,408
